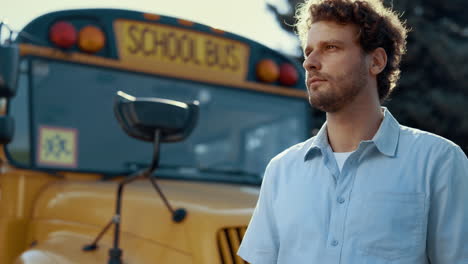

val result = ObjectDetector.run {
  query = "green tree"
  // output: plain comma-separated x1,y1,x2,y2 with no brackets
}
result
268,0,468,154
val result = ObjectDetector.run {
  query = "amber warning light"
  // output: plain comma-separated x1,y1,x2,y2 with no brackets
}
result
78,25,106,53
256,59,279,83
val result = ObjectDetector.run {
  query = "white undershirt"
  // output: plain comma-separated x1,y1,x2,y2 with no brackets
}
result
333,152,353,172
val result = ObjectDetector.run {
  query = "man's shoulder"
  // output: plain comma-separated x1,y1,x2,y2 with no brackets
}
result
398,124,460,152
268,137,315,166
261,137,315,184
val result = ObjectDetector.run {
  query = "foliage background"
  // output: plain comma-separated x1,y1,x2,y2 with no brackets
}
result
268,0,468,154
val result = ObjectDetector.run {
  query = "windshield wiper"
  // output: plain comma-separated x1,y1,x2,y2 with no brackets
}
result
101,163,261,184
192,167,260,178
122,162,261,179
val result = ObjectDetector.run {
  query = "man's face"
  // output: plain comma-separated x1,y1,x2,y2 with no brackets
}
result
303,21,370,113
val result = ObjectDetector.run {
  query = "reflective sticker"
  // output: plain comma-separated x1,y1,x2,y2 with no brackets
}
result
37,126,78,168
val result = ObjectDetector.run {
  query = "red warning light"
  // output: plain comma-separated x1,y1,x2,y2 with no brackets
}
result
49,21,77,49
279,63,299,86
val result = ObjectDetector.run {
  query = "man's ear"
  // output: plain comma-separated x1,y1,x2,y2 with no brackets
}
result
370,47,387,75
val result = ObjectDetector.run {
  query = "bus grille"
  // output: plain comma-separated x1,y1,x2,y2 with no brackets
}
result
217,226,249,264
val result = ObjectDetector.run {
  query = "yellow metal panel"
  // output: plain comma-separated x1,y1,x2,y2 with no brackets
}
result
227,228,244,264
0,170,60,264
238,227,249,264
0,162,258,264
16,228,193,264
0,219,29,264
240,227,246,240
29,179,258,258
218,231,234,264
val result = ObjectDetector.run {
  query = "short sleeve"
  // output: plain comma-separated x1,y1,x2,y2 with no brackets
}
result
427,145,468,263
237,160,279,264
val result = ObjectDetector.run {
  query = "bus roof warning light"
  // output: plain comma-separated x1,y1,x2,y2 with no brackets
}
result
279,63,298,86
256,59,280,83
78,25,106,53
49,21,77,49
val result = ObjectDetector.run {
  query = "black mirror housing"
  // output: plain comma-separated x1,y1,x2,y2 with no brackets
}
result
0,116,14,144
114,91,199,143
0,45,19,98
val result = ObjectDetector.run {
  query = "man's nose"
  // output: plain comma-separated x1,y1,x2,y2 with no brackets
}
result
303,53,321,71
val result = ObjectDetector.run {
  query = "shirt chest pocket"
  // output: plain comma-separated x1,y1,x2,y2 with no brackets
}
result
351,192,426,261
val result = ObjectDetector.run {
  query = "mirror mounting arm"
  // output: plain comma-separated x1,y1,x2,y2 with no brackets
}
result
146,129,161,173
83,130,187,264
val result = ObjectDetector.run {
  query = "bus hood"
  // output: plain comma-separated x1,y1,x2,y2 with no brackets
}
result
19,179,259,264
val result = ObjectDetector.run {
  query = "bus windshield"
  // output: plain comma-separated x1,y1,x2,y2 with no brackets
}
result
14,58,310,181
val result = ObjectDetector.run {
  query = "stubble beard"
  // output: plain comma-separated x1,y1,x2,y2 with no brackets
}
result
307,61,368,113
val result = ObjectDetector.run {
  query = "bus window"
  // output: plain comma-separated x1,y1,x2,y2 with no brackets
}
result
244,117,303,174
16,58,309,180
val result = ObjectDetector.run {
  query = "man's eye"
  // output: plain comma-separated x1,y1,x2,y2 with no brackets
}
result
326,45,337,50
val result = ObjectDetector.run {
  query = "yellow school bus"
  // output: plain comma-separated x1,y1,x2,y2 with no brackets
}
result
0,8,310,264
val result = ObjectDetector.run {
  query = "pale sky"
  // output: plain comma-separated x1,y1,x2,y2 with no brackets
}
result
2,0,301,56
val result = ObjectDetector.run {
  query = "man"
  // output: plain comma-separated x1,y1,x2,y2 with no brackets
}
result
237,0,468,263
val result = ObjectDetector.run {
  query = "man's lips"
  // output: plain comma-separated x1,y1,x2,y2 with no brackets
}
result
308,77,327,87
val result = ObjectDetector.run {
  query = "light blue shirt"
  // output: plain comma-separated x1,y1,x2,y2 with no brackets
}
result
238,108,468,264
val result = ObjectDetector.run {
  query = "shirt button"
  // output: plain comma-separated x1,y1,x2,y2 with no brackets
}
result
331,240,339,247
337,197,345,204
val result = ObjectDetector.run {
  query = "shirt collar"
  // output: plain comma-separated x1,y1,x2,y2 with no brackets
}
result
304,107,400,161
303,122,329,161
371,107,400,157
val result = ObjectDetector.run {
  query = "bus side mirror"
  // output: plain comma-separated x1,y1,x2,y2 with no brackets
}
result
0,116,14,144
0,45,19,98
114,91,199,143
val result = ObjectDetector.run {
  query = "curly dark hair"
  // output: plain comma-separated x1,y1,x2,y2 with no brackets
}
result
295,0,408,102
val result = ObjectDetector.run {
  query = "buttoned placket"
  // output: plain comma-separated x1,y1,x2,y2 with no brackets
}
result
324,145,363,264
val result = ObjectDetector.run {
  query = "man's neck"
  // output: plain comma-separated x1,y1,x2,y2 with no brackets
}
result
326,100,384,153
